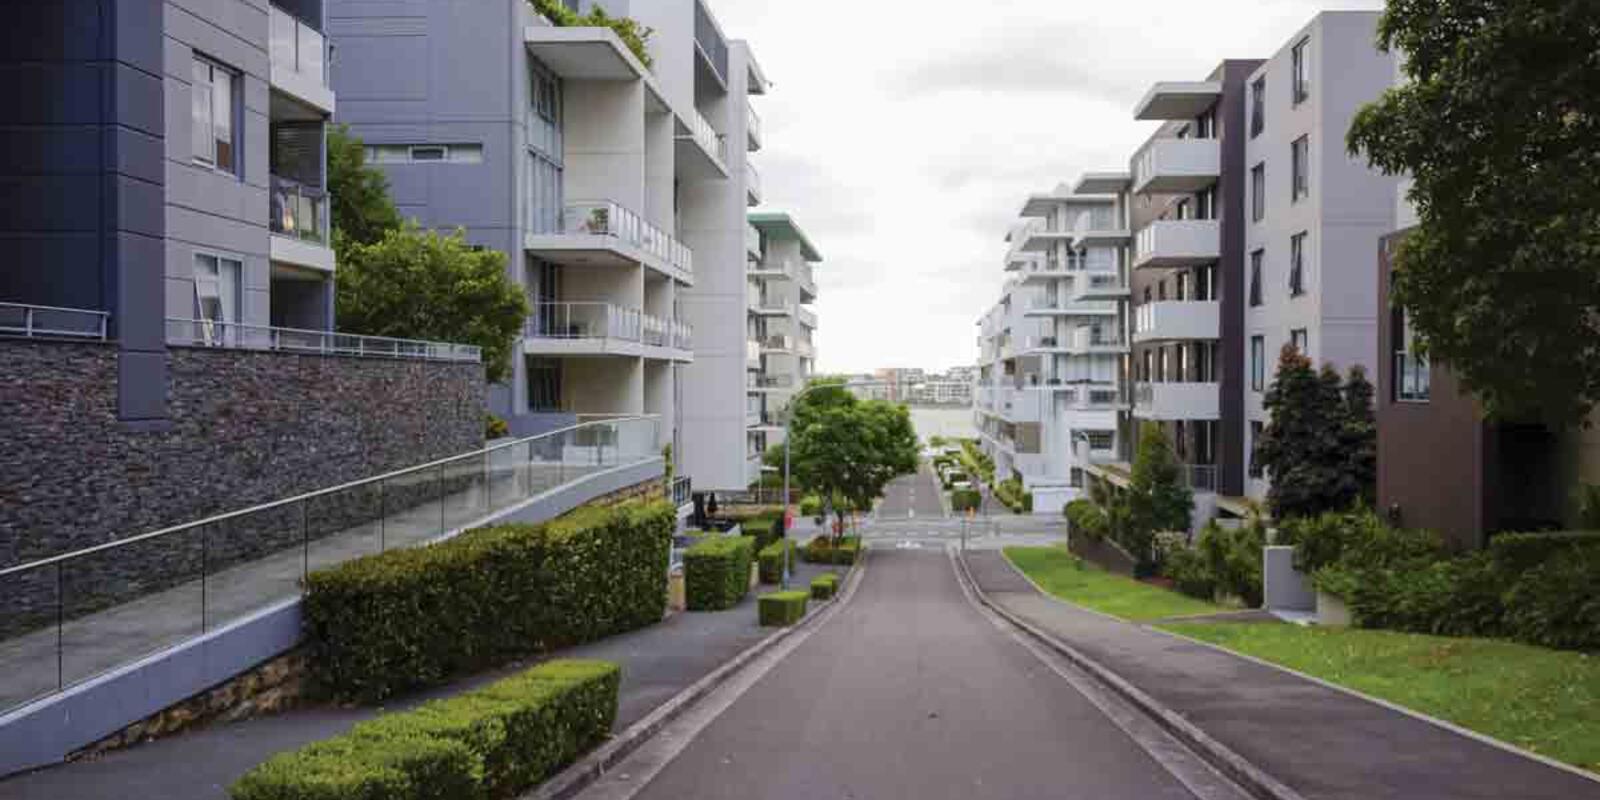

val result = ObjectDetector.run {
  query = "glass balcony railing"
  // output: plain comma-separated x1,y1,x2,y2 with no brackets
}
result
268,5,326,86
559,201,693,276
525,302,691,351
269,175,328,244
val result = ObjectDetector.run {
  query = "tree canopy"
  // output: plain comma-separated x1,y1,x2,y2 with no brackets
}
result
1126,422,1194,541
327,124,401,251
1254,347,1376,519
336,224,529,383
785,387,917,524
1346,0,1600,424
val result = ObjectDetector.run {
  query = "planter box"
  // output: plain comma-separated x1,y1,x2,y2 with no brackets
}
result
1317,590,1352,627
1263,545,1316,613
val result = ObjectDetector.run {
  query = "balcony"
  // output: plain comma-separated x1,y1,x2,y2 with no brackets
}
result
1132,138,1221,195
750,294,795,316
797,305,817,330
0,302,109,340
1133,219,1220,269
1133,300,1220,343
676,106,728,178
166,318,480,362
760,334,795,353
1001,387,1042,422
523,302,692,361
268,5,333,113
1069,326,1127,353
749,374,796,391
795,338,815,358
1134,81,1222,121
269,176,334,272
1072,208,1130,246
1133,381,1220,421
525,200,693,283
747,105,762,152
746,339,761,368
1024,297,1119,316
746,222,761,259
795,260,817,301
746,160,762,207
1071,271,1128,300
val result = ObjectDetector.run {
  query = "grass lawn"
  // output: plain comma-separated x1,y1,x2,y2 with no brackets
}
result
1002,546,1222,622
1165,622,1600,774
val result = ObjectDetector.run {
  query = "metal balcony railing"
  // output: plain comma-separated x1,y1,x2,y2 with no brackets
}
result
560,201,693,276
269,175,328,244
0,302,110,340
750,374,795,389
268,4,326,84
165,318,482,362
745,160,762,203
681,107,727,167
746,105,762,150
525,302,691,351
0,415,662,715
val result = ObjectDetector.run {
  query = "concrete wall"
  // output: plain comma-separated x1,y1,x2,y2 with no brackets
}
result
0,339,484,568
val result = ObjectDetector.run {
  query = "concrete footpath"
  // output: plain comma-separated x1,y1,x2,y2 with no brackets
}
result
0,560,835,800
962,550,1600,800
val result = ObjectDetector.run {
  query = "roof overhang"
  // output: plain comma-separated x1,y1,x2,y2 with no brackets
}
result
742,42,770,95
1073,172,1131,195
1133,81,1222,120
748,211,822,262
524,26,648,81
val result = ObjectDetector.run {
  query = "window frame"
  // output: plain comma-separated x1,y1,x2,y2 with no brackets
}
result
1250,76,1265,138
1251,162,1266,222
192,252,242,346
1289,232,1307,297
1290,328,1309,354
1249,249,1264,307
1291,37,1310,105
1393,303,1431,403
1249,420,1265,478
1291,136,1309,202
191,53,240,176
1250,335,1265,392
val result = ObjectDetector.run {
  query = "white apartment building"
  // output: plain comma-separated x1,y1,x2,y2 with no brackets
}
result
746,211,823,451
332,0,769,490
974,187,1131,514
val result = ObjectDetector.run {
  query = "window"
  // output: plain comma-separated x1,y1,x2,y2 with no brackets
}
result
1196,186,1217,220
1392,302,1430,402
1291,136,1309,201
1291,328,1309,354
527,356,563,411
1195,110,1216,139
193,253,241,345
1249,250,1264,307
1250,76,1265,137
1250,336,1265,391
1251,163,1266,221
1175,272,1190,301
1292,38,1310,104
410,146,447,161
1289,232,1307,296
191,55,238,174
1249,421,1265,478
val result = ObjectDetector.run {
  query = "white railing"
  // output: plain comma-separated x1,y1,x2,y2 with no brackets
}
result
747,104,762,150
525,302,691,351
746,222,761,258
268,4,326,85
761,334,794,352
681,107,727,166
165,319,481,362
745,160,762,203
560,200,693,276
795,260,816,295
0,302,109,340
797,305,817,330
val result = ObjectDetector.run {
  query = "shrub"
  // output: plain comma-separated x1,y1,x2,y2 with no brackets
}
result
1163,545,1216,600
684,536,753,611
757,538,797,584
1501,550,1600,650
758,591,808,626
738,513,782,553
1198,521,1266,608
995,478,1028,514
1064,499,1106,542
799,494,822,518
803,536,861,565
951,488,981,512
303,502,670,703
810,573,838,600
230,660,619,800
484,413,509,440
1487,531,1600,573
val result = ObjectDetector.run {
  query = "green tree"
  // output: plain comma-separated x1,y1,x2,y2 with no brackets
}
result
1346,1,1600,424
1125,422,1194,561
1341,365,1377,507
1255,347,1354,519
787,394,918,535
326,124,401,250
337,224,529,382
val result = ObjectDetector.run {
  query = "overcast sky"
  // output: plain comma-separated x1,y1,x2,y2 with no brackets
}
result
711,0,1385,375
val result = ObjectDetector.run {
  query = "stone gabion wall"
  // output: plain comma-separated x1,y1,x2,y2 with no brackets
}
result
0,340,485,634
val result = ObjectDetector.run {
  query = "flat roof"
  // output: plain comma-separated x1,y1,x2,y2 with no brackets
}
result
749,211,822,262
1133,81,1222,120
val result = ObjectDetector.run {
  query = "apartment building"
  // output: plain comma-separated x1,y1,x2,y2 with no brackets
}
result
330,0,767,487
1076,11,1396,526
2,0,339,424
974,187,1130,514
746,212,822,451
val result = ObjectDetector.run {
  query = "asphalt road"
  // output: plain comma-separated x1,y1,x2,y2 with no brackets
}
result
626,549,1203,800
875,464,947,519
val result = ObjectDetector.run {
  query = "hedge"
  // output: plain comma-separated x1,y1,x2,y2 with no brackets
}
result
758,591,808,626
803,536,861,565
757,538,797,584
303,502,672,703
230,659,619,800
810,573,838,600
684,535,753,611
1487,531,1600,572
741,513,782,553
951,488,981,512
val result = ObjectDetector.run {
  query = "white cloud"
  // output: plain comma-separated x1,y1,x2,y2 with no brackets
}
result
714,0,1385,374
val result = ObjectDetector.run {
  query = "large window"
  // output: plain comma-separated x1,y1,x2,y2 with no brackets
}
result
1292,37,1310,104
1251,163,1266,222
527,356,563,412
1250,336,1265,391
1249,250,1264,307
1291,136,1309,202
192,55,238,174
193,253,241,345
527,60,564,235
1249,421,1265,478
1250,76,1265,138
1393,303,1430,402
1289,232,1307,296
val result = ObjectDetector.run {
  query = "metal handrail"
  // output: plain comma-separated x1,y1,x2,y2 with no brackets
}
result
0,414,661,578
165,318,482,362
0,302,110,340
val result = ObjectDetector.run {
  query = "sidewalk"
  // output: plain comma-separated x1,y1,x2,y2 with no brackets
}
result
0,560,836,800
962,550,1600,800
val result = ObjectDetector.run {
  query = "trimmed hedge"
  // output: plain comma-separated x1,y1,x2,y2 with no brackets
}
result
757,538,796,584
684,536,754,611
1488,531,1600,572
810,573,838,600
742,514,782,553
230,659,620,800
304,502,672,703
758,591,808,626
803,536,861,565
951,488,981,512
